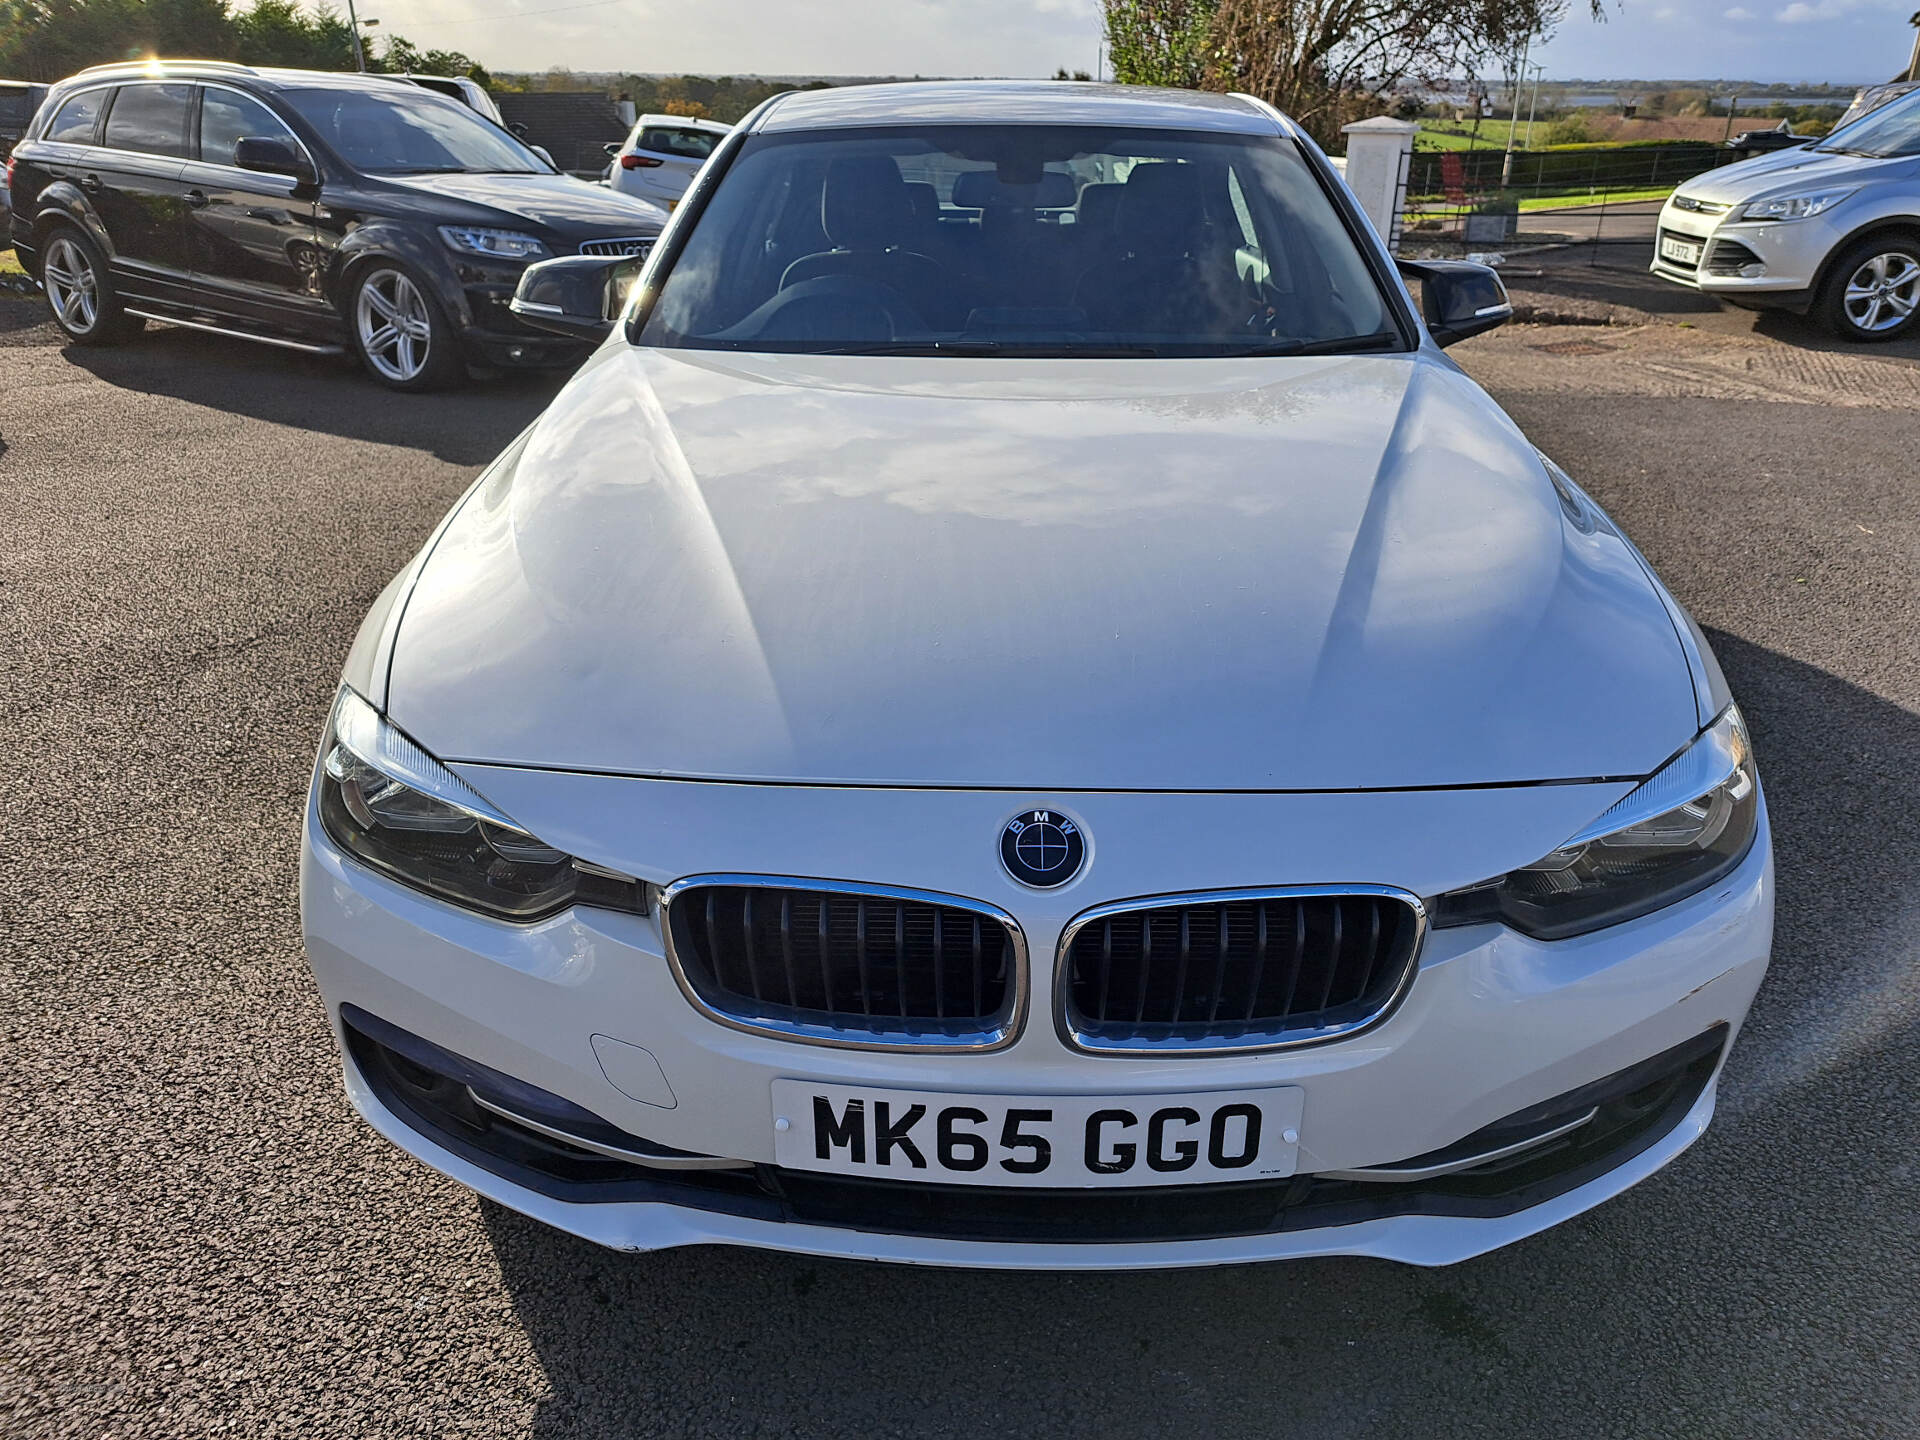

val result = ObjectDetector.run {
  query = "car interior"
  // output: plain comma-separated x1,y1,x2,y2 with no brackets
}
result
641,126,1396,354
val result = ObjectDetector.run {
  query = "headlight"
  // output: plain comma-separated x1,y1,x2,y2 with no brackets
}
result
1736,189,1853,222
316,688,647,921
437,225,551,261
1432,706,1759,940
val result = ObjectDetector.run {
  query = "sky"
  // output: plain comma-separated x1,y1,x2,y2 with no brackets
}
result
372,0,1913,86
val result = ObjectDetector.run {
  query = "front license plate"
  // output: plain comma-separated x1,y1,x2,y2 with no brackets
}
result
1660,234,1702,266
771,1080,1304,1188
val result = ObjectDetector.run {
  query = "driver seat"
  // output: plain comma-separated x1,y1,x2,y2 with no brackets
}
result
780,156,957,327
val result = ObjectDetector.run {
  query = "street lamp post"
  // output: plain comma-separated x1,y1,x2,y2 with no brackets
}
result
343,0,366,71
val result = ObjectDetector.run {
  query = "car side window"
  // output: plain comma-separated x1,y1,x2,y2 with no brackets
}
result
45,90,108,144
199,88,296,167
103,83,193,159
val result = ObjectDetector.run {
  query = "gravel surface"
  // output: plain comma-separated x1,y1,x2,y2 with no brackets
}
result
3,300,1917,1439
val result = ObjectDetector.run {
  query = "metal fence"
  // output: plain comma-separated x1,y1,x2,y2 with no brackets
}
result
1396,143,1755,264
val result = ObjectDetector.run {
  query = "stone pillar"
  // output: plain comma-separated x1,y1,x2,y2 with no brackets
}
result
1339,116,1419,251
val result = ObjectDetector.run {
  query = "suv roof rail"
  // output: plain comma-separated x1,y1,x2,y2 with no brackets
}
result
75,59,260,77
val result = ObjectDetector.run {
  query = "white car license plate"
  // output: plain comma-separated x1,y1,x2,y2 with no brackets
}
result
771,1079,1304,1188
1660,234,1702,266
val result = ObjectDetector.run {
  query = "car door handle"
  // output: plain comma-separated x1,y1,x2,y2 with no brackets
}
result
80,173,101,192
184,189,209,209
245,208,288,225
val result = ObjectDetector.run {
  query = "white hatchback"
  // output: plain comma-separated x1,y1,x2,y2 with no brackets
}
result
303,81,1773,1270
606,112,731,209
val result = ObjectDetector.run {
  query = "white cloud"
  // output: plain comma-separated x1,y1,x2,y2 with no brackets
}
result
1722,5,1754,17
1776,0,1860,20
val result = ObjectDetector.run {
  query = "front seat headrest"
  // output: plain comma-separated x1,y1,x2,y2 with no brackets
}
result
821,155,915,251
1117,163,1210,256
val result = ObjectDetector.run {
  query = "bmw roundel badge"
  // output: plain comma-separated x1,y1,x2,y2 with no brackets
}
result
1000,810,1086,888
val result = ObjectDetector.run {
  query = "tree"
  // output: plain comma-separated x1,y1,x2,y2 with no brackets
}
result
1,0,239,80
1106,0,1596,147
1104,0,1213,90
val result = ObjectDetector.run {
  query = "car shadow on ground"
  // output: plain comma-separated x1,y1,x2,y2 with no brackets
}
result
474,632,1920,1439
54,317,569,467
1516,249,1920,361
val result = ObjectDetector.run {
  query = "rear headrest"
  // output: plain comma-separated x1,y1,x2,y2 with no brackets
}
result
951,168,1076,210
1075,182,1124,234
1118,163,1210,256
821,155,914,250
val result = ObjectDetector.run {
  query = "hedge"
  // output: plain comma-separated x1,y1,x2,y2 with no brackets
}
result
1408,141,1734,199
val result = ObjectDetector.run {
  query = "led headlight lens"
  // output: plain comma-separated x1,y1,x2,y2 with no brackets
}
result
1736,189,1853,222
1433,706,1759,940
437,226,551,261
317,688,646,921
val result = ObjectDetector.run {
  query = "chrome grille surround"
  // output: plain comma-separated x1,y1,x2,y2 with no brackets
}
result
576,236,656,257
1053,885,1427,1057
658,874,1029,1053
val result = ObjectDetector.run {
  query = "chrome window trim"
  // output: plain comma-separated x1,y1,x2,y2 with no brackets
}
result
191,81,316,180
1053,883,1428,1058
657,873,1029,1054
38,82,117,146
98,79,197,162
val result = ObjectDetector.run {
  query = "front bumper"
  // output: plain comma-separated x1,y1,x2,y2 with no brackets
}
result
300,778,1773,1269
1648,200,1838,308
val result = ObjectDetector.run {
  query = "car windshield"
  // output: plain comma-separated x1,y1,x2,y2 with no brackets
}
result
280,86,546,174
635,124,1400,357
1815,87,1920,157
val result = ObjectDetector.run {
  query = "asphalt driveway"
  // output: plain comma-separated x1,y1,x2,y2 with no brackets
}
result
2,298,1916,1439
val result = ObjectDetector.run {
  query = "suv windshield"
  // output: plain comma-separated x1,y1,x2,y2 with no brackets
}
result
636,124,1400,357
1816,87,1920,158
280,86,545,174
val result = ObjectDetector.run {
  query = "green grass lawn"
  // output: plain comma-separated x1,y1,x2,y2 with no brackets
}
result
1417,120,1547,151
1516,185,1675,211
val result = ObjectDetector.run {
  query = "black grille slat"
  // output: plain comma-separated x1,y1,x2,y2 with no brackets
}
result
670,883,1015,1040
1065,894,1419,1048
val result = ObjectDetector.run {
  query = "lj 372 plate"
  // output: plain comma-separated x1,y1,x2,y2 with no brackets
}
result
772,1080,1304,1188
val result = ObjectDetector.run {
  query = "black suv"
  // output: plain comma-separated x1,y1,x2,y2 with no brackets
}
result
5,61,666,388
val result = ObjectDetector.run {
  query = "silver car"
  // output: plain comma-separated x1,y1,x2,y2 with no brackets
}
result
1652,86,1920,341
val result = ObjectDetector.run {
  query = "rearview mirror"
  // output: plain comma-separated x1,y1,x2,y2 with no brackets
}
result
233,136,314,184
510,252,650,341
1396,259,1512,348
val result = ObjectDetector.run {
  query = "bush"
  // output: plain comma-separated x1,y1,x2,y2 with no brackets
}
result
1544,112,1593,145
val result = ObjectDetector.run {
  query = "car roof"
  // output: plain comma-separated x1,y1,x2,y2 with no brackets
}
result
57,61,456,94
634,112,732,132
752,80,1287,136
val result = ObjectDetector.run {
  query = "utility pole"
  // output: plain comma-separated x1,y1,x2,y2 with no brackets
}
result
344,0,366,71
1501,34,1532,186
1722,90,1740,144
1525,62,1544,143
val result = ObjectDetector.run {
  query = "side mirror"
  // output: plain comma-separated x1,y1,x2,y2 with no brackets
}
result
603,141,623,157
510,252,650,341
510,122,531,139
233,136,315,184
1396,259,1512,348
531,144,556,168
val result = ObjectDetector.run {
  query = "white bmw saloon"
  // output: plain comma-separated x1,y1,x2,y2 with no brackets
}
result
301,82,1773,1269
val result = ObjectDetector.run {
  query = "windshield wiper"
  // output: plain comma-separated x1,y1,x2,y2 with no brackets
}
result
1225,330,1406,357
1812,145,1881,157
377,166,471,175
